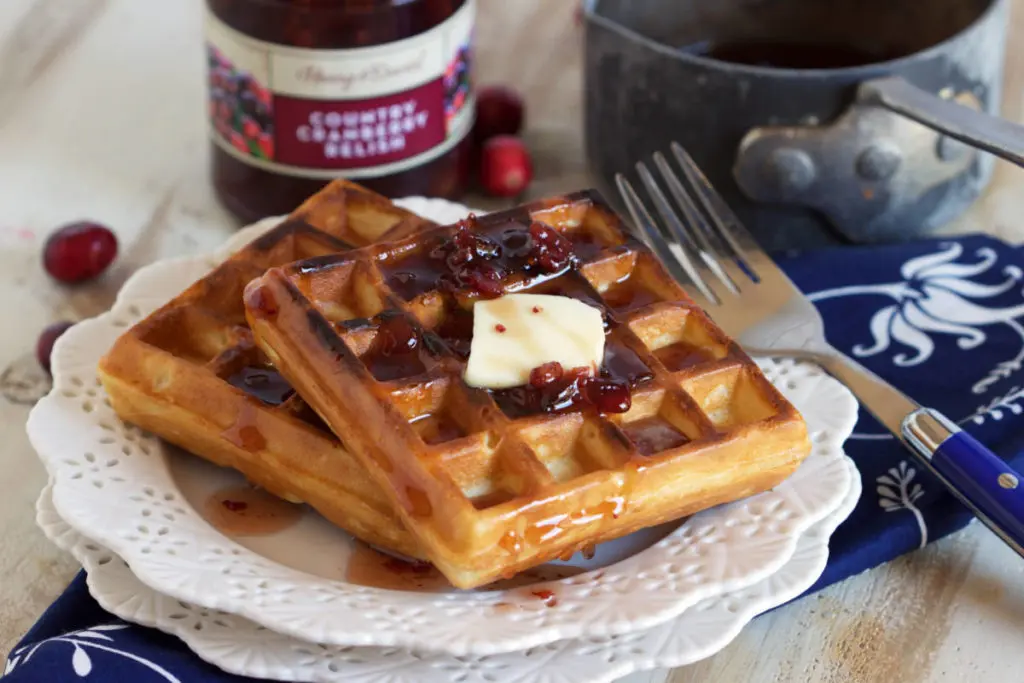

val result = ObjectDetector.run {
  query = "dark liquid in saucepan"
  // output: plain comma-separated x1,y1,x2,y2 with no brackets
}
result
682,40,906,69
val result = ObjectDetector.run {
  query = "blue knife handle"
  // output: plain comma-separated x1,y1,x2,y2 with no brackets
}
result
903,408,1024,556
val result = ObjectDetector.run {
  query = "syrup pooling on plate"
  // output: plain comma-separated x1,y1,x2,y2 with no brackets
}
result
221,400,267,452
345,542,450,592
203,484,303,536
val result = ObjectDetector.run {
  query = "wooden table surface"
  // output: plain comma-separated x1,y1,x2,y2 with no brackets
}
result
2,1,1024,681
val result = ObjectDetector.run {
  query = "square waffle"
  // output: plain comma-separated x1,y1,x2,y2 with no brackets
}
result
244,190,812,589
98,180,432,558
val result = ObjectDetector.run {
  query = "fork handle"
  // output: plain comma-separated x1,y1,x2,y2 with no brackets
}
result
903,409,1024,556
817,351,1024,557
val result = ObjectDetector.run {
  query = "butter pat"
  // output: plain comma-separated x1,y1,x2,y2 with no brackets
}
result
464,294,606,389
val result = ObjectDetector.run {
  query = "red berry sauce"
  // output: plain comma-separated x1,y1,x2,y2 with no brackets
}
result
491,336,652,418
382,217,577,301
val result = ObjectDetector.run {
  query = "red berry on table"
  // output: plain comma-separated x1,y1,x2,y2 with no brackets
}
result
474,86,525,141
37,321,75,374
43,222,118,284
480,136,533,198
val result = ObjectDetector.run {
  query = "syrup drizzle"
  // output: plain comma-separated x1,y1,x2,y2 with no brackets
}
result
622,417,690,456
654,341,715,371
381,219,577,301
226,366,294,405
221,401,267,452
410,412,465,445
203,485,303,536
344,543,450,592
602,272,660,312
360,312,439,382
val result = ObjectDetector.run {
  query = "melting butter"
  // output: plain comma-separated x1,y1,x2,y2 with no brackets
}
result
464,294,606,389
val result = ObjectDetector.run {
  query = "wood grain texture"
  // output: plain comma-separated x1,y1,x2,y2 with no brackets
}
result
1,0,1023,680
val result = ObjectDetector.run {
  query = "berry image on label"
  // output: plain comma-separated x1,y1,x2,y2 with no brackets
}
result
207,45,275,161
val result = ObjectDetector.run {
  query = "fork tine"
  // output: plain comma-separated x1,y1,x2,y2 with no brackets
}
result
635,162,732,305
652,151,748,295
670,142,763,279
614,173,718,306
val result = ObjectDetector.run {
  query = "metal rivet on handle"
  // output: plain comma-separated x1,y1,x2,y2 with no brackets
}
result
855,144,902,181
766,148,816,193
998,473,1019,490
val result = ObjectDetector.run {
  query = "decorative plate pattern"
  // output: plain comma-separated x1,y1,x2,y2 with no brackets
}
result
27,198,857,656
36,461,859,683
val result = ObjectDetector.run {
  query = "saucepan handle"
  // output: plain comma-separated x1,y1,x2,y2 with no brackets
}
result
858,76,1024,168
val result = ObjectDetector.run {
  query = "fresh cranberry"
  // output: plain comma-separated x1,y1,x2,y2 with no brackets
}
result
43,222,118,284
581,377,632,413
474,86,525,142
36,321,75,374
529,362,565,388
480,136,533,198
221,499,249,512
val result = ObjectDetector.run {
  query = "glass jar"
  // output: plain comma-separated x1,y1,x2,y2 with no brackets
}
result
205,0,475,224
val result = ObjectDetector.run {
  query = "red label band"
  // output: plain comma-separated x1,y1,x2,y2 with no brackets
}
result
275,79,446,170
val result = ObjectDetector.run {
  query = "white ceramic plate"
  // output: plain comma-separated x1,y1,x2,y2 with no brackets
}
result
27,199,857,656
35,461,859,683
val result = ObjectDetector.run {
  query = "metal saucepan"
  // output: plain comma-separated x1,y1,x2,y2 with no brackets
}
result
584,0,1021,249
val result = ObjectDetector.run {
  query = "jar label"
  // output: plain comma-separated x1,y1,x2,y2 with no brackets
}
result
205,1,474,179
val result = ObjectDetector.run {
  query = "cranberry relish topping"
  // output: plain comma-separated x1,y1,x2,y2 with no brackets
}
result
382,216,578,301
374,214,649,416
492,338,652,418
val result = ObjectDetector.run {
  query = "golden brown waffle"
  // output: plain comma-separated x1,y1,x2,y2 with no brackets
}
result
244,190,812,589
98,180,433,558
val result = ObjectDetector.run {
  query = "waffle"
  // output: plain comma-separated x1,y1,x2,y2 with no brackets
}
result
98,180,432,558
244,190,812,589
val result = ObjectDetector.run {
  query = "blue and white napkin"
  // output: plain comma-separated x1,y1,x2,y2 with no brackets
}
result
7,235,1024,682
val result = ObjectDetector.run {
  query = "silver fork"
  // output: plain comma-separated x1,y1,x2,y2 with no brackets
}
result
616,142,1024,558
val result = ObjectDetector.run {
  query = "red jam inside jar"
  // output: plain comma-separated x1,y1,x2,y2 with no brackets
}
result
205,0,475,223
